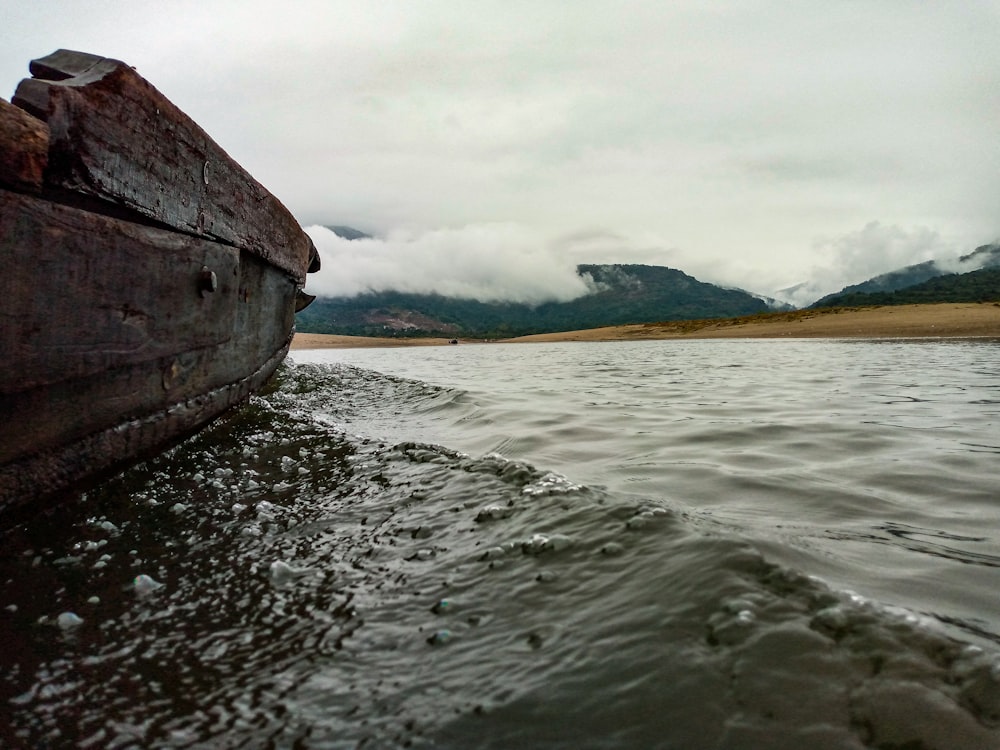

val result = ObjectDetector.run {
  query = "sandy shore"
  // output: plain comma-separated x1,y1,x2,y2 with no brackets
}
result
291,334,461,350
290,303,1000,350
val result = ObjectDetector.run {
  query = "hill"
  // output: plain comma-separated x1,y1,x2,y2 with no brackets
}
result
811,243,1000,307
296,263,769,338
323,225,372,240
813,267,1000,308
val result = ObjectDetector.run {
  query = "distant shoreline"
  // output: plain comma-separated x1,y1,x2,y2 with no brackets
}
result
290,302,1000,350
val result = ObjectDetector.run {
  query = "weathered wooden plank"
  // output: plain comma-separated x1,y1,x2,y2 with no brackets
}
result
0,338,290,515
0,248,294,469
28,49,106,80
12,49,312,282
0,190,241,395
0,49,315,517
0,193,297,470
0,97,48,192
0,270,293,468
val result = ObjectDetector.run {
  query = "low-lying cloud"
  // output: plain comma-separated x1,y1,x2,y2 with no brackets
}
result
4,4,998,311
303,224,597,304
778,221,955,307
303,219,992,310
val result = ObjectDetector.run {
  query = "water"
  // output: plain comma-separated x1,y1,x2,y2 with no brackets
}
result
2,338,999,748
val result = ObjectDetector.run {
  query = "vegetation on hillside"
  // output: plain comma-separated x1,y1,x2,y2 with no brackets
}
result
811,243,1000,307
297,231,999,337
296,264,769,338
813,268,1000,308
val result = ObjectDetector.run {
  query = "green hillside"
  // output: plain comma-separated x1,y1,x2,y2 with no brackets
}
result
811,243,1000,307
813,267,1000,308
296,264,769,338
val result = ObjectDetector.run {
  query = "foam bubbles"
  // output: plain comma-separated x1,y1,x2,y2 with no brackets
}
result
522,472,581,497
475,505,513,522
522,533,573,555
269,560,312,584
57,612,83,629
427,629,453,646
133,574,163,594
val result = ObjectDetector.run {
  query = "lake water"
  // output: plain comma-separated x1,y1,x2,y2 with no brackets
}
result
3,337,1000,748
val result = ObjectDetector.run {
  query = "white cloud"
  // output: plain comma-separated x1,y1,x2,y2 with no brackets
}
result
303,224,593,304
2,1,998,301
777,222,955,307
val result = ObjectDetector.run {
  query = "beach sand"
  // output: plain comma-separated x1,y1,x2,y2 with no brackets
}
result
290,303,1000,350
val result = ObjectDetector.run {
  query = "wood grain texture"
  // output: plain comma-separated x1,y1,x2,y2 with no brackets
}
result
0,50,313,516
0,189,297,463
12,50,311,282
0,340,291,515
0,98,48,192
0,191,239,394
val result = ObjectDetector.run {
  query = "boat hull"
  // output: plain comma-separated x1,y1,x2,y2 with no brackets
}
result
0,190,299,513
0,50,317,516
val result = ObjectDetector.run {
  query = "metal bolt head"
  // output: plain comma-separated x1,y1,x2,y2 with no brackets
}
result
199,266,217,296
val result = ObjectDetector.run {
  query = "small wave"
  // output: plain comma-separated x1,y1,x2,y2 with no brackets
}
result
4,362,1000,748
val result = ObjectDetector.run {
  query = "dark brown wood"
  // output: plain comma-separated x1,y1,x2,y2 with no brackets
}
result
0,98,48,192
0,189,299,512
12,49,312,282
0,339,291,512
28,49,106,81
0,50,318,517
0,191,240,395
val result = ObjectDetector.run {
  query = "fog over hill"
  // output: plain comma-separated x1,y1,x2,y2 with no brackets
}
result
296,262,768,339
773,223,968,307
303,223,998,309
303,224,597,305
297,224,999,338
7,5,998,311
811,243,1000,307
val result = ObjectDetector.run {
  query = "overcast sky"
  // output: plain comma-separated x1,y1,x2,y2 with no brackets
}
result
3,1,998,305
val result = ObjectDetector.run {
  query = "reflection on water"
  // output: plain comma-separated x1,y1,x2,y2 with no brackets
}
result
295,339,1000,623
2,338,999,748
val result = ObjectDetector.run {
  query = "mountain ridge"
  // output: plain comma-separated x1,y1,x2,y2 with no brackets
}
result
300,226,1000,335
811,243,1000,307
296,262,769,338
812,266,1000,308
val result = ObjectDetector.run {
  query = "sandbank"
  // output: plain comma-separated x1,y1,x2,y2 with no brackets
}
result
290,303,1000,350
291,334,459,350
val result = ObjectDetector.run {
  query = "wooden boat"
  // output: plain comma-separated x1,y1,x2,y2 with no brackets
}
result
0,50,319,516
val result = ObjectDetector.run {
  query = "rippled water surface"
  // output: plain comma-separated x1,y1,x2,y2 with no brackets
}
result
3,338,1000,748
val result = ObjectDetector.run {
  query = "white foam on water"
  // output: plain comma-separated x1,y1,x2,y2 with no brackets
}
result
57,612,83,629
133,574,163,595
